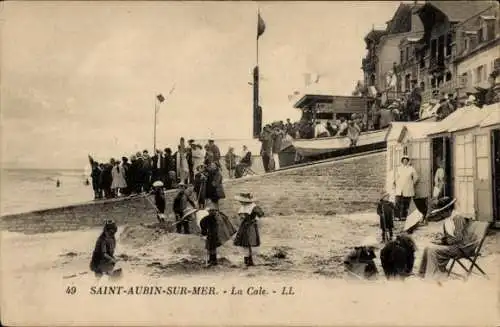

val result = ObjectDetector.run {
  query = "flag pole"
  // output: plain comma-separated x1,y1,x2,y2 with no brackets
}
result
256,8,260,67
153,97,158,153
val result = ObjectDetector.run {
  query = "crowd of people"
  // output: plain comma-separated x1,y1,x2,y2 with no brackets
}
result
91,189,265,276
344,152,484,281
88,138,254,200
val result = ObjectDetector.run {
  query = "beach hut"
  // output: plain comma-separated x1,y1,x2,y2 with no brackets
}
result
427,103,500,223
385,121,436,196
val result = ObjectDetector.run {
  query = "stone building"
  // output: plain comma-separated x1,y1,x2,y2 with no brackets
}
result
454,2,500,96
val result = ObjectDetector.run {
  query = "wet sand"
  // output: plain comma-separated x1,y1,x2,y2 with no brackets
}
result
1,211,498,326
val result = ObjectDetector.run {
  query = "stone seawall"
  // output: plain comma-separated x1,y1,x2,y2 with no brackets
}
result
0,151,386,234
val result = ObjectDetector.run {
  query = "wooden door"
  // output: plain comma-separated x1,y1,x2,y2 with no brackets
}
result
474,133,493,221
454,133,475,216
410,139,432,199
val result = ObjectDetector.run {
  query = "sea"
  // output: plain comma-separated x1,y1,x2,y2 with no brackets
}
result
0,138,265,216
0,168,92,216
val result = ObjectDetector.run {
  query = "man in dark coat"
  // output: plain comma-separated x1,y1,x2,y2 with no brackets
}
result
88,155,103,199
193,165,207,208
172,183,197,234
187,140,195,184
207,140,221,167
151,150,161,183
205,162,225,209
162,148,176,189
407,79,422,121
259,125,273,172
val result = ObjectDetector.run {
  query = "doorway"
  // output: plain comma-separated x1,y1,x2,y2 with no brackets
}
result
432,136,453,197
492,130,500,223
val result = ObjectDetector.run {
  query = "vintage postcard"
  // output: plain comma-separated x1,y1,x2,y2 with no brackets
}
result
1,0,499,326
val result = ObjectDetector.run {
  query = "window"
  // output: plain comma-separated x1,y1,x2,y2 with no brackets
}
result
460,72,468,88
478,27,484,43
400,49,404,64
446,33,452,57
464,37,470,53
477,65,484,83
405,47,409,62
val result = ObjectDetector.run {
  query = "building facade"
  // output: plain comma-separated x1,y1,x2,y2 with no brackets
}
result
363,1,498,107
361,3,423,101
454,4,500,92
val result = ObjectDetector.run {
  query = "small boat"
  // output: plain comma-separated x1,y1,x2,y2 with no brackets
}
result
291,128,389,158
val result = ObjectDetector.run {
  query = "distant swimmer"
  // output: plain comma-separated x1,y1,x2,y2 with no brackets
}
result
56,179,61,187
85,178,90,186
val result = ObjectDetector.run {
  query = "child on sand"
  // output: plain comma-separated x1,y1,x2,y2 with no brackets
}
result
152,180,166,223
233,193,265,267
90,220,121,278
343,236,379,279
377,193,395,242
197,201,237,267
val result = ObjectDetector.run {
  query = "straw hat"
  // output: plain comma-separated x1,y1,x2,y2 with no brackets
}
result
177,181,187,188
195,209,210,228
152,180,164,188
234,193,257,203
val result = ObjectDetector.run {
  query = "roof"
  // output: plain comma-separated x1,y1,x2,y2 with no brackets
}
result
386,3,413,34
417,1,495,42
447,106,490,132
386,121,436,143
479,103,500,128
426,1,494,23
426,105,480,135
364,29,387,43
293,94,368,113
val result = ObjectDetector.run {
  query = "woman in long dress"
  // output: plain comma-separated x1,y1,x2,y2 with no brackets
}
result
176,138,189,184
111,159,127,196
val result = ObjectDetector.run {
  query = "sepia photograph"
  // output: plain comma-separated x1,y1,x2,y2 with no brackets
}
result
0,0,499,326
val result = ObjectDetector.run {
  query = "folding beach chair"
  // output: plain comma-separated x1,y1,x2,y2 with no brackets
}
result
446,221,490,280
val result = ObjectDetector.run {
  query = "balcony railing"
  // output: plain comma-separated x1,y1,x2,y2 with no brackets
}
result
429,57,446,72
421,79,459,103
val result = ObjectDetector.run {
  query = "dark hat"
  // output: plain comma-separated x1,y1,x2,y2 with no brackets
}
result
188,139,195,143
208,139,214,142
401,155,410,163
103,220,117,233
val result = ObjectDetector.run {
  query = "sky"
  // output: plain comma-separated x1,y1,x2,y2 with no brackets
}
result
0,1,401,169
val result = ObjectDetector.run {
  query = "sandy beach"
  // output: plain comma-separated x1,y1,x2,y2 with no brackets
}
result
2,211,498,326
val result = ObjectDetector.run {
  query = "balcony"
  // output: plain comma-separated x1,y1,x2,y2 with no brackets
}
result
421,79,459,103
429,57,446,73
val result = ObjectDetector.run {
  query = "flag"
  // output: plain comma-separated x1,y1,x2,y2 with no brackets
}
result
257,13,266,39
157,94,165,103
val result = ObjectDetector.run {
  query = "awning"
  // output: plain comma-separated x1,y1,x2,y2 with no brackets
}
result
447,106,489,133
426,106,476,136
386,122,436,143
479,103,500,128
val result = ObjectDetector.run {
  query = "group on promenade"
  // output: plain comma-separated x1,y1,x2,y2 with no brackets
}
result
88,138,255,200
